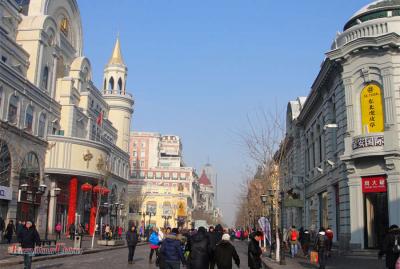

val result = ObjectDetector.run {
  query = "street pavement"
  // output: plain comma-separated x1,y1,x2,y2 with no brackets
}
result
1,239,388,269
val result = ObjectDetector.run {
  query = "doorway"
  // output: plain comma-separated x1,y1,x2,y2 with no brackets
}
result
364,192,388,249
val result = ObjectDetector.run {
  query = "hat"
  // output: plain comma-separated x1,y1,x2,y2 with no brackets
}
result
222,233,230,241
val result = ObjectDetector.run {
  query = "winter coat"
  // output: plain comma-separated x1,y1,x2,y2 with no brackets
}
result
215,240,240,269
149,231,160,248
160,233,185,263
126,229,139,246
55,223,62,232
187,231,211,269
19,227,40,249
248,237,262,269
313,232,329,251
379,228,400,269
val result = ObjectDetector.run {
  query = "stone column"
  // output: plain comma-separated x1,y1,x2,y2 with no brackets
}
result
48,181,57,235
387,174,400,226
35,42,44,87
348,175,364,249
343,78,355,135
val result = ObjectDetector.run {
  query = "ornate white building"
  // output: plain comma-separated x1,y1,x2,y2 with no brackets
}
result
0,0,134,235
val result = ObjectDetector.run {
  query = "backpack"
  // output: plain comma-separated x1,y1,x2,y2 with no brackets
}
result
393,234,400,254
317,234,326,250
149,232,160,245
291,230,298,241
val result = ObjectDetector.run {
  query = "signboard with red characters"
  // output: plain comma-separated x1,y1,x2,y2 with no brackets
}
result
362,176,387,193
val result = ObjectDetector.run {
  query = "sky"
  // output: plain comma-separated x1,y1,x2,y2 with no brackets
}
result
77,0,373,226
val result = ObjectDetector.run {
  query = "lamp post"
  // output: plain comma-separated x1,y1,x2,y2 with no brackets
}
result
162,215,172,228
19,182,47,223
45,186,61,240
260,194,268,252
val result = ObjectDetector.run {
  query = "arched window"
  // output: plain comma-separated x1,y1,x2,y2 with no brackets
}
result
41,66,49,90
25,105,34,132
117,78,122,94
38,113,47,138
8,95,19,124
146,201,157,215
109,77,114,91
103,79,107,91
0,141,11,187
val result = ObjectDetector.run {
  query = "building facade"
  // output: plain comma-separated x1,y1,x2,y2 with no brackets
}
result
281,0,400,250
128,132,196,229
0,0,134,235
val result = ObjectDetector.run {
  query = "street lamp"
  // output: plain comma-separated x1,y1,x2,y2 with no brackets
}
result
162,215,172,228
45,186,61,240
19,182,47,222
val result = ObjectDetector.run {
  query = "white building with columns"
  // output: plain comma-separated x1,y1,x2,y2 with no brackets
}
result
281,0,400,251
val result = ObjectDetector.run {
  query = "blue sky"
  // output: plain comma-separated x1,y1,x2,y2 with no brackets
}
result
78,0,372,225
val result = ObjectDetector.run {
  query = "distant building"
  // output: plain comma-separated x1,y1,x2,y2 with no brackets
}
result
128,132,196,228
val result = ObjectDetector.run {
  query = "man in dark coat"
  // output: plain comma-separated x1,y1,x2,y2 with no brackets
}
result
215,233,240,269
5,220,15,243
160,228,186,269
126,225,139,264
208,226,217,269
248,231,263,269
313,228,329,269
379,224,400,269
19,221,40,269
187,226,211,269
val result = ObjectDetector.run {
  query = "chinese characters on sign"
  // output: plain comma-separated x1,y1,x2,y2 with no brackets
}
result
352,135,384,150
362,176,387,193
361,84,384,133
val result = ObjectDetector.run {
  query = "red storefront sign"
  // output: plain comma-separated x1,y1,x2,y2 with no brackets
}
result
362,176,387,193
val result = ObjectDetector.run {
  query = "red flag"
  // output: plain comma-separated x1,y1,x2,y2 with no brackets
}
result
96,112,103,126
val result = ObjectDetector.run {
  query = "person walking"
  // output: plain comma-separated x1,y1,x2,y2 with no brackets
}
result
289,226,299,258
149,227,160,264
325,227,334,257
187,226,211,269
126,225,139,264
215,233,240,269
248,231,263,269
5,220,15,243
69,223,75,240
208,226,217,269
302,229,311,257
19,221,40,269
55,223,62,240
160,228,186,269
118,226,123,240
314,227,329,269
379,224,400,269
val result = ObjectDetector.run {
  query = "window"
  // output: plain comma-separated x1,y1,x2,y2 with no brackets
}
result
133,142,137,147
24,105,34,132
172,172,178,179
180,173,186,180
164,172,170,179
156,172,161,179
109,77,114,90
118,78,122,94
8,95,19,124
133,151,137,157
140,171,145,179
140,151,145,158
141,142,145,148
1,56,6,63
148,172,154,178
140,161,144,167
41,66,49,90
38,113,47,138
132,171,137,178
132,161,137,168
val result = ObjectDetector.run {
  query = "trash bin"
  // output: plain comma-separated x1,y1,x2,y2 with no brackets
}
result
74,235,82,249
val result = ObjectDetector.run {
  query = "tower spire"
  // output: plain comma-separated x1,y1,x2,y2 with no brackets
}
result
108,36,125,66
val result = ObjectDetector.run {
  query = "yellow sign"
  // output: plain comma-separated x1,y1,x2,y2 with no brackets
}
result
361,84,384,133
177,201,186,217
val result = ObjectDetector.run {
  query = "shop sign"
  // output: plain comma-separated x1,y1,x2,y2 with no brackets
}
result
352,135,384,150
0,186,12,200
361,84,384,133
362,176,387,193
284,198,304,208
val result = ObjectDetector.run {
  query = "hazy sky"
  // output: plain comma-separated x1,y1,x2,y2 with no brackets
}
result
78,0,372,225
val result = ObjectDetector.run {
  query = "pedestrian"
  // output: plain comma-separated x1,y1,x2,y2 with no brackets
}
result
0,216,5,243
69,223,75,240
302,229,311,257
313,227,329,269
19,221,40,269
187,226,211,269
325,227,334,257
288,226,299,258
55,222,62,240
160,228,186,269
379,224,400,269
5,220,15,243
105,224,111,240
126,225,139,264
118,226,123,240
215,233,240,269
248,231,263,269
208,226,217,269
149,226,160,264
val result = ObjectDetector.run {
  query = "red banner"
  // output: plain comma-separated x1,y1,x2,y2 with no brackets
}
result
67,177,78,233
362,176,387,193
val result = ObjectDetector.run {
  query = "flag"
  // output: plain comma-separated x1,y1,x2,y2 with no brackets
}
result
96,111,103,126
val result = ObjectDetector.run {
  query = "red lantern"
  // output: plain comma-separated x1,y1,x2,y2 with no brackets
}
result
81,183,93,192
93,185,110,195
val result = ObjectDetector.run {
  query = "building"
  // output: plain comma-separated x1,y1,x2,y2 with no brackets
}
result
281,0,400,250
128,132,196,229
0,0,134,235
197,170,215,212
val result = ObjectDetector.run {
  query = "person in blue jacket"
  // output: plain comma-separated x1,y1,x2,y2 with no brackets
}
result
160,228,186,269
149,226,160,264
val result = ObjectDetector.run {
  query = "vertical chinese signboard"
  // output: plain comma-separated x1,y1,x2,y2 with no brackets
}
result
362,176,387,193
361,84,384,134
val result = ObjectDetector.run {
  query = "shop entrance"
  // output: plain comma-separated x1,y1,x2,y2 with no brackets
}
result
363,192,388,249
